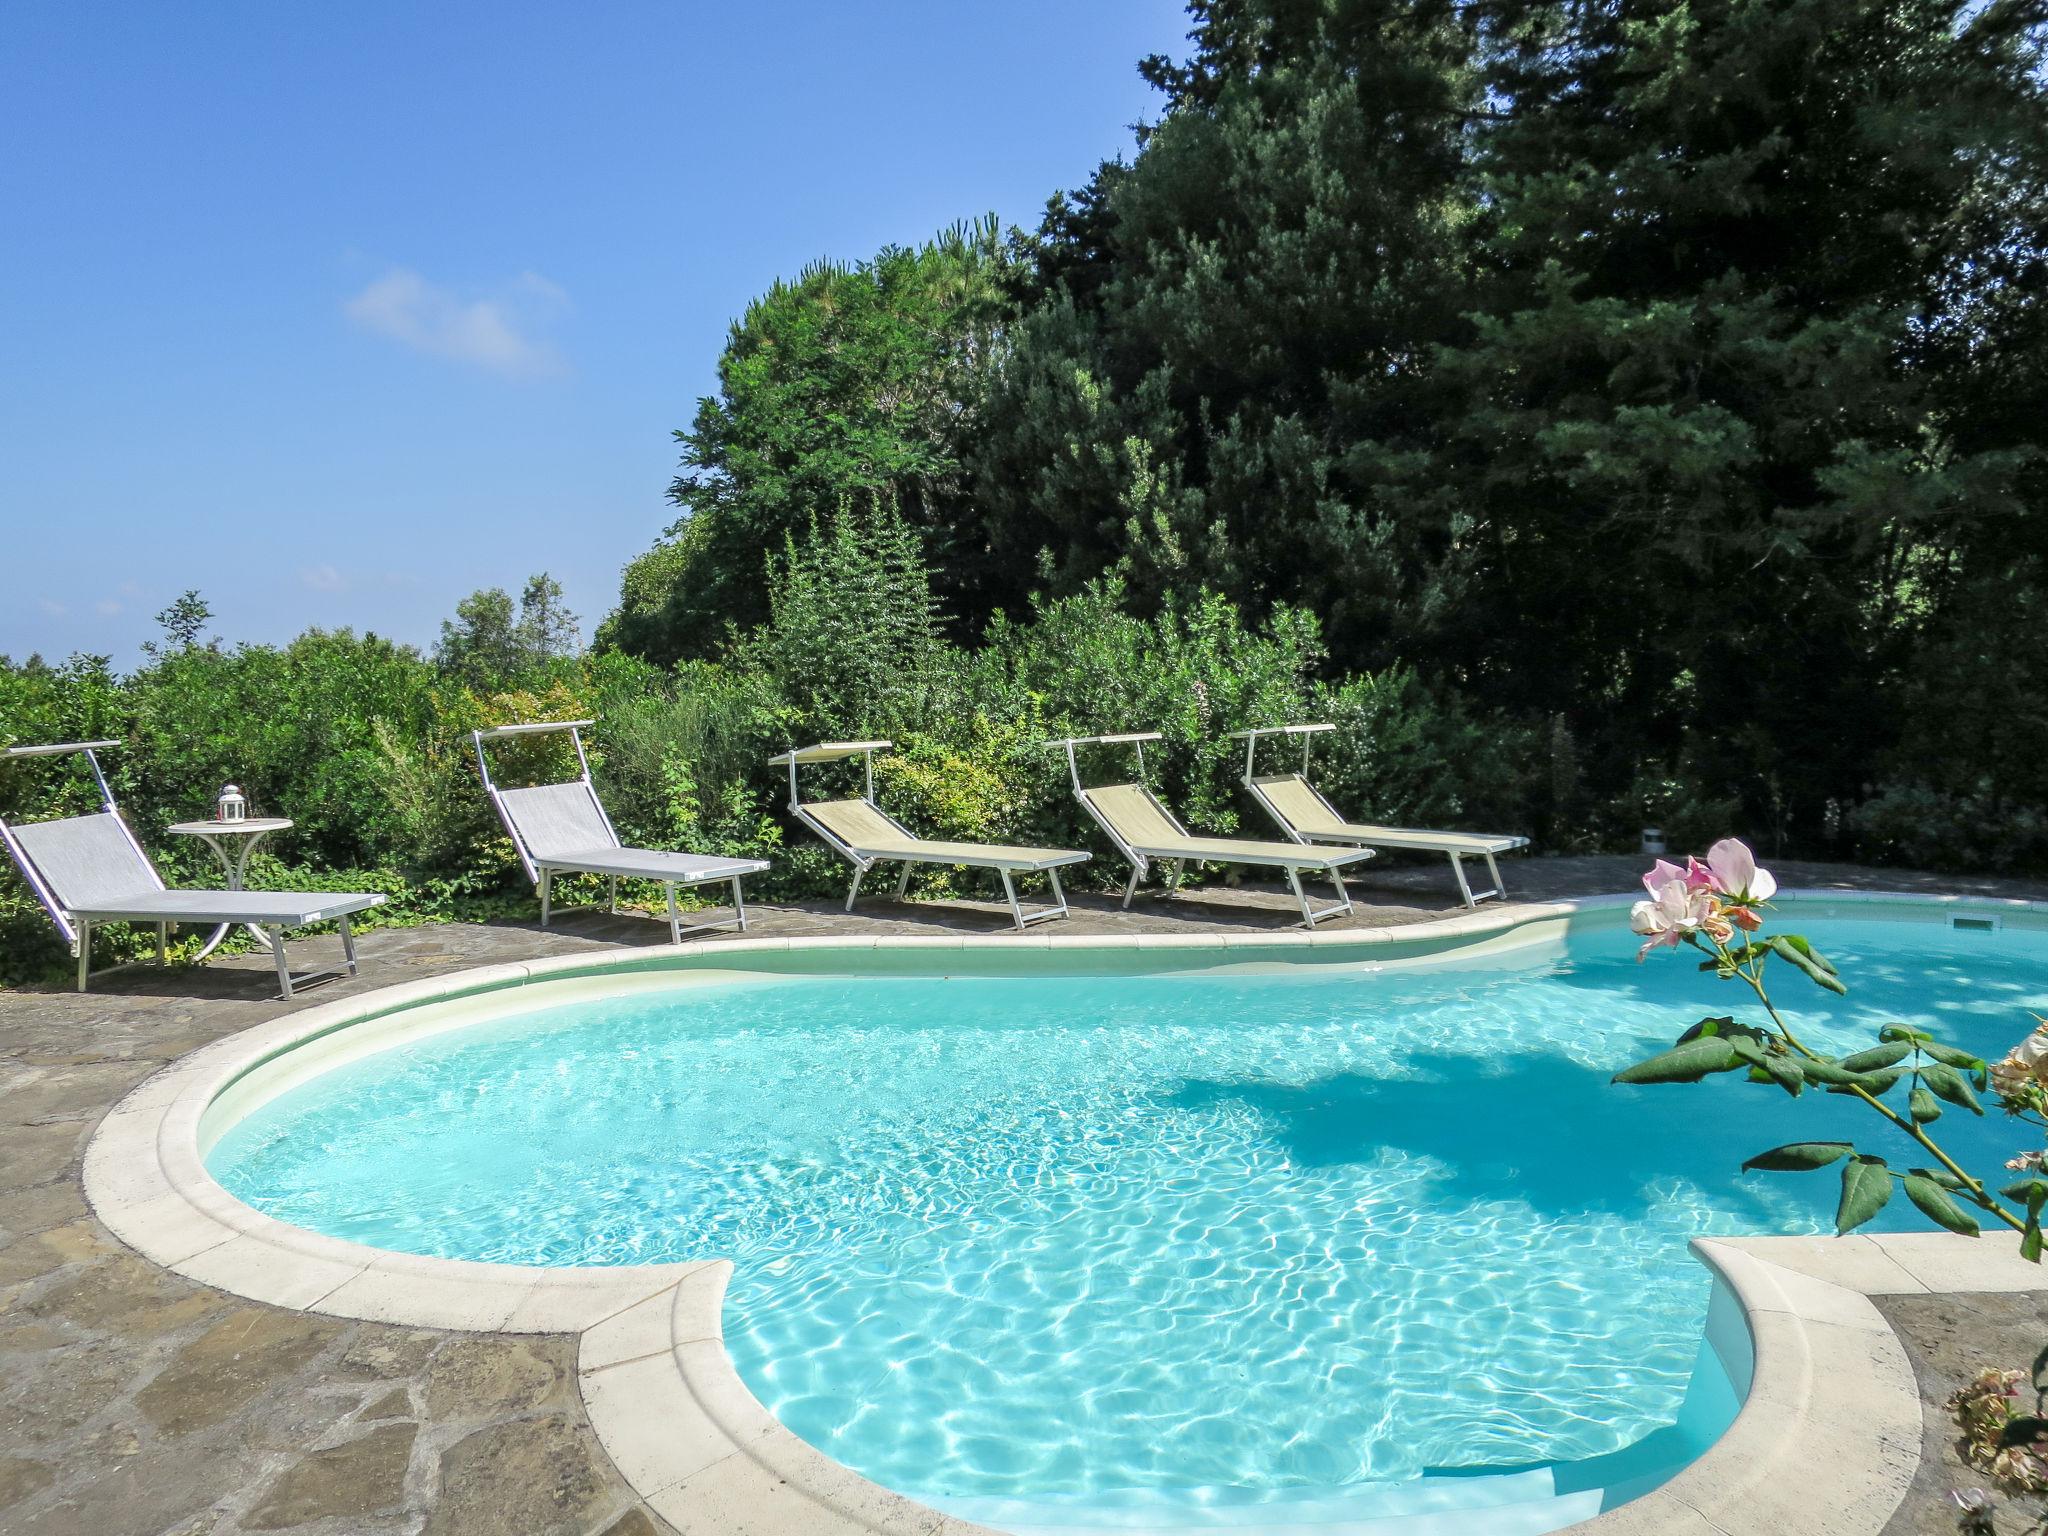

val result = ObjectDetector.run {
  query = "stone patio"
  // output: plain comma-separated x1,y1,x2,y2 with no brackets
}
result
3,855,2045,1536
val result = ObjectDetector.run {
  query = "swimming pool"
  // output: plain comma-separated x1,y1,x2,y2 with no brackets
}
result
202,902,2048,1532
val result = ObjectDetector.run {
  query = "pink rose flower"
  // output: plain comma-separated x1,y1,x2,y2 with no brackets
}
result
1630,878,1719,961
1703,839,1777,903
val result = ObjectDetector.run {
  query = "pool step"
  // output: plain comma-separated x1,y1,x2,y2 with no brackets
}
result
934,1295,1744,1536
937,1467,1613,1536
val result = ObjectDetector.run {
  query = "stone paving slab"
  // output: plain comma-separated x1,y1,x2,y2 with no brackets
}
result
3,856,2044,1536
1875,1289,2048,1536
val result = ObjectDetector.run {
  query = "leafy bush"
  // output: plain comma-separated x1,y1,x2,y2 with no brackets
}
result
1848,784,2048,876
1594,764,1748,864
1307,667,1541,845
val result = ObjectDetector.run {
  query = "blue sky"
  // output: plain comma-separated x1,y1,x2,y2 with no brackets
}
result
0,1,1189,665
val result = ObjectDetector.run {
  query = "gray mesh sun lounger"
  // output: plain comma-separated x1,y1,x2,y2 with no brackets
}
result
0,741,384,996
1050,733,1374,928
474,721,768,943
1233,723,1530,907
771,741,1088,930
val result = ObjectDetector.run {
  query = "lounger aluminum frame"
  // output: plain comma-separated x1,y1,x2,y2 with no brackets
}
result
1050,732,1373,929
0,740,383,996
1232,723,1530,908
771,740,1088,931
474,721,768,943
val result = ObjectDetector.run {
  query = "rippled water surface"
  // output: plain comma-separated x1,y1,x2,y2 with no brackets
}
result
209,915,2048,1500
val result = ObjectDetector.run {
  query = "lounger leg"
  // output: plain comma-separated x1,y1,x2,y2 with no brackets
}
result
665,883,682,944
339,915,358,976
1121,863,1143,910
540,869,553,928
270,927,294,999
1449,853,1477,909
1047,867,1067,920
1484,852,1506,899
1330,867,1353,917
156,923,168,963
845,865,867,913
731,876,748,933
76,921,90,994
1286,867,1314,928
1000,869,1026,932
608,876,619,915
894,862,913,900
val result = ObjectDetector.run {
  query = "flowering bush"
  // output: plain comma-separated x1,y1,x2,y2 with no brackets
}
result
1615,840,2048,1254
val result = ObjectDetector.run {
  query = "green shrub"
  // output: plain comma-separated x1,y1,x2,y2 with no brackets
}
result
1848,783,2048,875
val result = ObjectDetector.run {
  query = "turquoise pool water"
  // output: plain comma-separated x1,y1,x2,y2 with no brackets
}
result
208,913,2048,1516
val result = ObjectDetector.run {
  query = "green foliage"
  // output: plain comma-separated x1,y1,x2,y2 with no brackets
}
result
603,0,2048,867
1847,784,2048,876
146,591,214,656
736,498,949,733
435,572,582,689
608,219,1022,662
4,523,1542,983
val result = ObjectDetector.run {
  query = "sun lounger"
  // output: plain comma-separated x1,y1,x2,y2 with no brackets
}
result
474,721,767,942
0,740,384,995
1050,733,1373,928
1232,723,1529,907
770,740,1088,930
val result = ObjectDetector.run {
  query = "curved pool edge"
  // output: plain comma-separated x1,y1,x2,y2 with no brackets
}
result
78,889,2048,1536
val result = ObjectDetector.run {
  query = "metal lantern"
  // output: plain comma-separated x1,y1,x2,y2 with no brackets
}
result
217,784,247,823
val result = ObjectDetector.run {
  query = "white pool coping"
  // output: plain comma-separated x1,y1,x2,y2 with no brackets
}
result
80,890,2048,1535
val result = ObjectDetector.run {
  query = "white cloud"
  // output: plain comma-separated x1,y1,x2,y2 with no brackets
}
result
300,563,347,592
344,267,566,378
93,599,121,616
38,598,66,617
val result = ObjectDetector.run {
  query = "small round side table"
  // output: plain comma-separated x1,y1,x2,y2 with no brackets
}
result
166,817,294,957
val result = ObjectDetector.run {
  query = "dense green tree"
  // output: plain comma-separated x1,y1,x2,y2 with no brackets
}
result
517,573,581,661
969,0,2048,833
435,572,582,687
971,0,1485,636
604,218,1020,664
1441,0,2048,818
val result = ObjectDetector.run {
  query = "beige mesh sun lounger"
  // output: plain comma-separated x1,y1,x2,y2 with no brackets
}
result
0,741,384,996
1051,733,1373,928
475,721,768,943
1233,723,1529,907
771,741,1088,930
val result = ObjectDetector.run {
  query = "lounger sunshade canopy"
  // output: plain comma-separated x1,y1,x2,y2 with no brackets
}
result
475,720,767,943
774,740,1087,930
1237,722,1529,906
766,741,893,766
1049,733,1371,928
0,740,383,995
